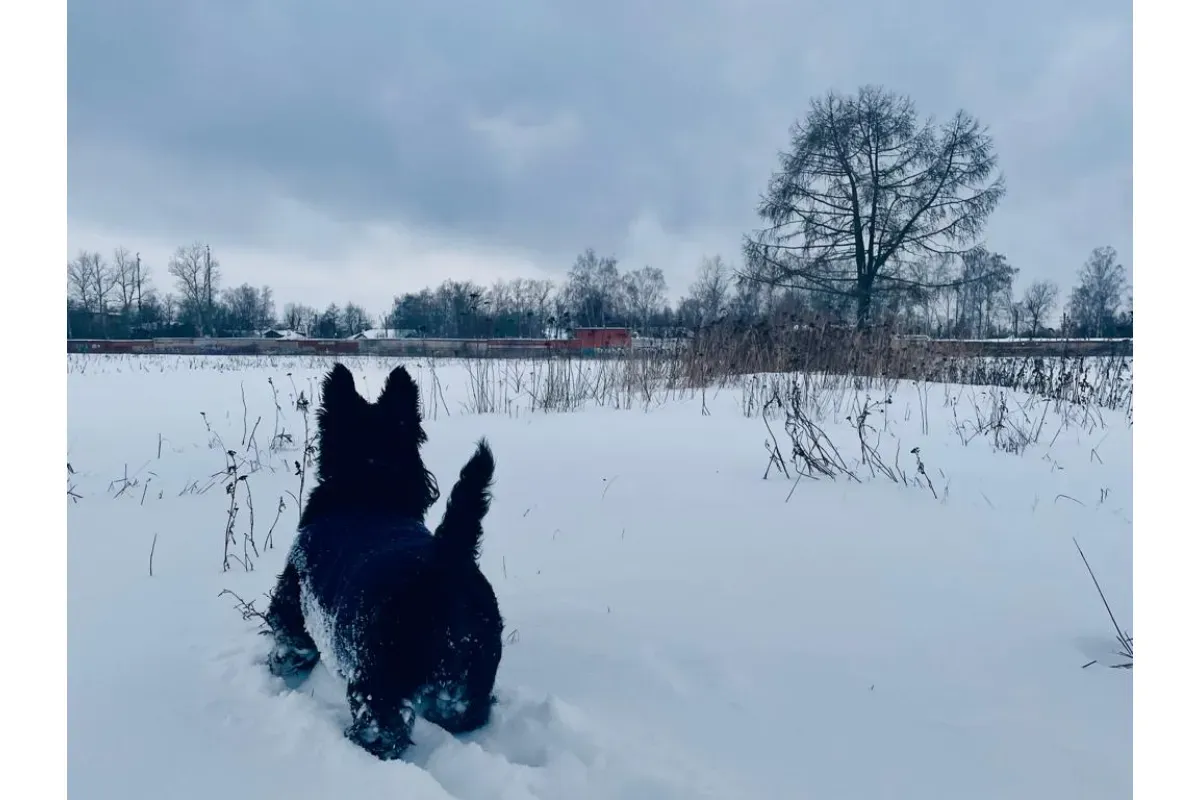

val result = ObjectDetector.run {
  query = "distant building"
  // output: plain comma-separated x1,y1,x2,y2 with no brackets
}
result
261,328,304,339
572,327,632,349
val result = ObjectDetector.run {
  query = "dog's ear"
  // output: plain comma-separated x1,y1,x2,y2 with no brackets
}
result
320,363,362,417
378,366,421,422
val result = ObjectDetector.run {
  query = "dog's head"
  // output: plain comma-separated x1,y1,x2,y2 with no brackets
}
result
311,363,439,518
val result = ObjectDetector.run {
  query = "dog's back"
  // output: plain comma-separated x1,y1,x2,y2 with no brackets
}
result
295,513,434,616
290,513,436,681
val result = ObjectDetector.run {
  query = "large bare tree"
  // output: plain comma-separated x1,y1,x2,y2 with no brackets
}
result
688,255,731,324
168,242,221,335
743,86,1006,328
111,247,138,315
67,253,94,311
485,277,557,336
223,283,276,332
1021,280,1059,336
623,266,668,331
953,249,1017,338
562,248,623,327
257,285,276,330
282,302,318,334
67,250,115,313
1067,246,1127,337
340,302,371,336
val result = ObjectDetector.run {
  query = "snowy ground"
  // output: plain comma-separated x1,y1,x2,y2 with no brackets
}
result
67,354,1132,800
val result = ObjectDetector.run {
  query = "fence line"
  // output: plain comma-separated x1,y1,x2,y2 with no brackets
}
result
66,335,1132,360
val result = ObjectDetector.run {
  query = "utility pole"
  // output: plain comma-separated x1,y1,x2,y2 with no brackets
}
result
134,252,143,318
204,244,212,336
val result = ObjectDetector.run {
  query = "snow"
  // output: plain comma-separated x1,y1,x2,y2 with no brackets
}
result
260,328,307,340
351,328,418,340
67,354,1132,799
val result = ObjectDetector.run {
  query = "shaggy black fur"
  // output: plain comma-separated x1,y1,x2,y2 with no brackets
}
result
265,363,503,760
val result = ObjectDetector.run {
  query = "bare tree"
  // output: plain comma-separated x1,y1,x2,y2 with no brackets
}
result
167,244,205,332
562,249,623,327
431,280,487,337
1067,246,1127,337
726,276,771,324
67,250,115,313
1021,280,1059,336
743,85,1006,328
488,277,556,336
675,296,703,330
168,242,221,335
488,280,514,319
281,302,317,334
688,255,731,324
623,266,668,331
894,259,942,333
67,254,95,311
516,278,556,335
161,293,178,326
340,302,371,336
257,285,276,330
953,249,1016,337
222,284,266,332
136,288,165,328
110,247,139,315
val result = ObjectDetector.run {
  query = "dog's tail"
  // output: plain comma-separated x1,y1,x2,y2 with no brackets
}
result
433,439,495,564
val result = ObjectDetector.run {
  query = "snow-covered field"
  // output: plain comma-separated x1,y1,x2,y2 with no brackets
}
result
67,354,1132,800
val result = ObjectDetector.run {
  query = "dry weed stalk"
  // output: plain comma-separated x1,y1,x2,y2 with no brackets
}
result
288,390,316,525
217,588,271,631
852,397,903,483
265,495,287,550
68,462,82,503
1073,537,1133,670
763,384,858,484
243,476,259,564
221,450,251,572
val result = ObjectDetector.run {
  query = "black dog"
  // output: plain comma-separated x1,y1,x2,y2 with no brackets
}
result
265,363,503,759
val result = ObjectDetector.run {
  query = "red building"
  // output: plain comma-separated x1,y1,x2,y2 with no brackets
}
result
571,327,632,349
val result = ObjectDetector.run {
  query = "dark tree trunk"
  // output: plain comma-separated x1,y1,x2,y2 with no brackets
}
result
855,278,873,330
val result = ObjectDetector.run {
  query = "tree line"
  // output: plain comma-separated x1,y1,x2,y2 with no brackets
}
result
67,86,1132,342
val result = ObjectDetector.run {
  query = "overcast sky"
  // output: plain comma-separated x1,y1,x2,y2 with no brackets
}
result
68,0,1131,315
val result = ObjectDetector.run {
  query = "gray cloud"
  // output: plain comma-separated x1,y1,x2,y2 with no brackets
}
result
68,0,1131,310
